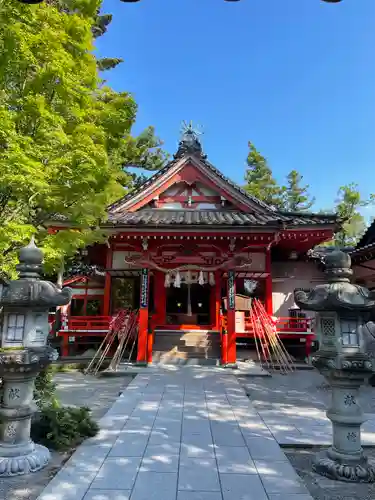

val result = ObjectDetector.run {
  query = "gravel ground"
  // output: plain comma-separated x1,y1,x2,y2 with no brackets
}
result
0,371,134,500
286,448,375,500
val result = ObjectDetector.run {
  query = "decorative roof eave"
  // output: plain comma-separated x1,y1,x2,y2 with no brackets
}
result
108,154,278,215
356,219,375,249
350,242,375,264
100,222,283,232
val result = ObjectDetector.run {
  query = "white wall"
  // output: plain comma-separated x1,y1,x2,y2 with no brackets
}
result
271,261,323,318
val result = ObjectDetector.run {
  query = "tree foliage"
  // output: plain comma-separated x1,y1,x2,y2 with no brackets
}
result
243,141,373,247
332,184,374,247
0,0,166,279
244,142,284,209
283,169,315,212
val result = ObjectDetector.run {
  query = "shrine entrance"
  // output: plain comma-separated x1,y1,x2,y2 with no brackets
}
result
166,283,211,326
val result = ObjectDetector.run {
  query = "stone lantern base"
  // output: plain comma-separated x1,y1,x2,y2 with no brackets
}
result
0,443,50,476
0,347,58,477
314,449,375,483
311,357,375,482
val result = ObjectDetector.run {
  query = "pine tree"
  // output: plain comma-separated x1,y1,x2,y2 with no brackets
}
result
283,170,315,212
244,142,284,209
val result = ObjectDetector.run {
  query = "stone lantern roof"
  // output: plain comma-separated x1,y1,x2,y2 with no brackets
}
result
0,238,72,308
295,250,375,312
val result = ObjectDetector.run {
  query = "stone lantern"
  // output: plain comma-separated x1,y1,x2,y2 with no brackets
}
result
0,239,72,476
294,250,375,482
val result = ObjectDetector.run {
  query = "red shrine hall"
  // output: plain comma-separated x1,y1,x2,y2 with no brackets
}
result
49,129,338,365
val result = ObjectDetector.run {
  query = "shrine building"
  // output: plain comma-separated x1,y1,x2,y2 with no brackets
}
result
50,128,338,365
351,221,375,290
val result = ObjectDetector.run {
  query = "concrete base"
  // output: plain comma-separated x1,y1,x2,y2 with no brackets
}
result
0,443,50,476
313,448,375,482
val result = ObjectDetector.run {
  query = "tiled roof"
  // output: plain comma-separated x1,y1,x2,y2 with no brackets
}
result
106,209,337,228
351,241,375,257
356,219,375,249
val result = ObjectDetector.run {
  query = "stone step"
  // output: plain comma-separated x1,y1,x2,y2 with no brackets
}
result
153,344,220,355
153,339,220,348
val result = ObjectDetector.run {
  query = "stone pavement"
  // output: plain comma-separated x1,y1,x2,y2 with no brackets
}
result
37,366,313,500
239,372,375,447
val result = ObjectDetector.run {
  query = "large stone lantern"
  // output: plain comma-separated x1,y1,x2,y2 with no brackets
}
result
0,239,72,476
294,250,375,482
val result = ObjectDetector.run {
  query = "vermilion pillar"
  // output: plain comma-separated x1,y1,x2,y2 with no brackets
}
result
103,246,113,316
265,249,273,315
227,270,237,366
137,268,149,365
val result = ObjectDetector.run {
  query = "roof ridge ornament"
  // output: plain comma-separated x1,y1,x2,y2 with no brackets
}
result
174,121,207,160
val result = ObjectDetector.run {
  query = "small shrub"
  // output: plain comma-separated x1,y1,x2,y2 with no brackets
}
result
32,366,99,450
31,406,99,451
34,367,59,409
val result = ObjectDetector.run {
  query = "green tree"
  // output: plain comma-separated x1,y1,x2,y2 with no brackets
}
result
283,170,315,212
0,0,166,279
244,141,284,209
333,184,373,247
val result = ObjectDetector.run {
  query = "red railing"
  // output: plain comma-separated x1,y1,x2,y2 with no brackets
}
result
275,316,312,333
221,315,312,336
64,316,111,332
50,313,312,337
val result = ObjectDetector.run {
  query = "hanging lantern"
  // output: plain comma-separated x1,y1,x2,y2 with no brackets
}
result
209,272,216,287
164,273,171,288
174,271,181,288
198,271,205,286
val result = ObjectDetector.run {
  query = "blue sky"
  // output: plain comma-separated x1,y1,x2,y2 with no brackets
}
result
96,0,375,214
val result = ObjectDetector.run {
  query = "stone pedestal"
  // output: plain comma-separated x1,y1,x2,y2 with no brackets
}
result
313,366,375,482
0,347,57,476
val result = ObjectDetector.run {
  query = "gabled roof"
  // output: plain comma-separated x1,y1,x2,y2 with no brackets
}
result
107,129,338,230
109,155,276,215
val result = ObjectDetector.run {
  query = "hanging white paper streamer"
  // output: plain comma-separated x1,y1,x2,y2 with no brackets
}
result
198,270,205,286
209,272,215,286
164,273,171,288
174,271,181,288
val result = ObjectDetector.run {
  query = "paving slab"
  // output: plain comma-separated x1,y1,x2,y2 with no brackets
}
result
37,366,313,500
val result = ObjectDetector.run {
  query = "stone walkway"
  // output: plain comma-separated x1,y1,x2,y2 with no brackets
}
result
38,367,312,500
239,373,375,447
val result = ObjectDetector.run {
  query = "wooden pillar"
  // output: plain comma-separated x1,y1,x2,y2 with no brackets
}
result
61,335,69,357
265,249,273,315
137,268,149,365
227,270,237,366
103,246,113,316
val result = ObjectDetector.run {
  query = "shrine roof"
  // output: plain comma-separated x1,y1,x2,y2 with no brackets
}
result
355,219,375,250
108,154,275,215
107,128,338,231
349,220,375,262
106,208,337,228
